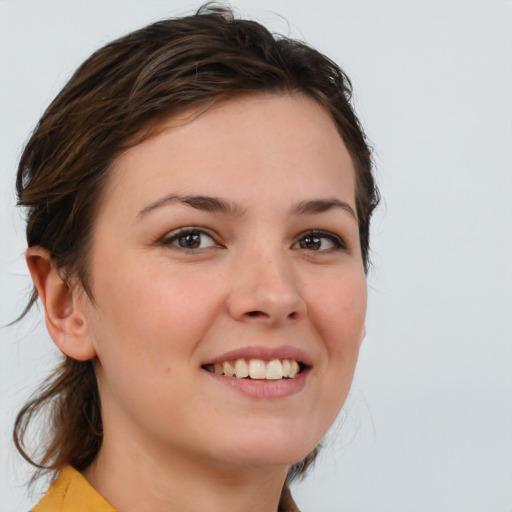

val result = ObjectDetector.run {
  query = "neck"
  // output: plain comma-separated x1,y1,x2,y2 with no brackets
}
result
82,427,290,512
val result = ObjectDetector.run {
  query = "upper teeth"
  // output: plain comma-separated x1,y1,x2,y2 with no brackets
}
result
207,359,301,380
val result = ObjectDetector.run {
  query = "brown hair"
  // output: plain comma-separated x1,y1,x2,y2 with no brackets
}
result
14,3,379,488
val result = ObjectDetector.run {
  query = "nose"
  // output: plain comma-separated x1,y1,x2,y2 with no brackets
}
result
226,248,307,326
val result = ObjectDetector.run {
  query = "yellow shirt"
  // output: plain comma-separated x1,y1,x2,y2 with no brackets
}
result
32,467,116,512
32,466,299,511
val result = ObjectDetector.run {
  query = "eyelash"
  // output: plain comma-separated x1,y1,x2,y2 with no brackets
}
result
158,228,347,253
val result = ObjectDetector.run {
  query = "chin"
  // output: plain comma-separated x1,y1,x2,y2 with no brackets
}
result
222,447,313,470
213,421,321,469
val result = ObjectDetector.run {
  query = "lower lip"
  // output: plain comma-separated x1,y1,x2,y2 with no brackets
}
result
204,367,310,399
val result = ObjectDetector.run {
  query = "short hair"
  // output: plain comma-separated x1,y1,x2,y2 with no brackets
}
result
14,3,379,488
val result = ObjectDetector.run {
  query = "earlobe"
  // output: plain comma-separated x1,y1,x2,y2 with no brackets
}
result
25,247,97,361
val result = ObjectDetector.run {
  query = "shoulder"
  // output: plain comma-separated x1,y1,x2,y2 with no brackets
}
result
31,466,116,512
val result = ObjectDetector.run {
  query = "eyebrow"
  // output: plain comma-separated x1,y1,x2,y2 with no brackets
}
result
292,198,357,219
137,194,356,220
137,194,245,219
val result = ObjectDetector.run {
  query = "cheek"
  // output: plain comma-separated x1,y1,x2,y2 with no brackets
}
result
86,265,220,424
89,260,225,364
312,270,367,353
297,271,366,441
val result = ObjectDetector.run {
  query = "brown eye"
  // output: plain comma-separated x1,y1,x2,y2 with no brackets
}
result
299,236,322,250
162,228,216,250
177,233,202,249
293,231,345,251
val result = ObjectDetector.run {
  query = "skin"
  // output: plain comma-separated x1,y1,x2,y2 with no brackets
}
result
27,93,367,512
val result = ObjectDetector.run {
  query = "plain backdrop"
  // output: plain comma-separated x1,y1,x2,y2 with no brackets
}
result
1,1,511,511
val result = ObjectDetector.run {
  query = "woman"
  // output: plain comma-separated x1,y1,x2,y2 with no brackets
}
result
14,4,379,511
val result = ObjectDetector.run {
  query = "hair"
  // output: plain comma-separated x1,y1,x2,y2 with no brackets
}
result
14,2,379,493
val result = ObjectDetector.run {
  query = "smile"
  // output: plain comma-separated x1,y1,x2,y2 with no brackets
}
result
202,359,306,380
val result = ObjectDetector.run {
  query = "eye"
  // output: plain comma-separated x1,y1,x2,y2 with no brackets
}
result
293,230,346,251
160,228,217,250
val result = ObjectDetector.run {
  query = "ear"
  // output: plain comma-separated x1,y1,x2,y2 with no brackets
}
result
26,247,97,361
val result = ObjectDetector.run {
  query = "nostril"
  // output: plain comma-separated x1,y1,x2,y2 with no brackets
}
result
245,310,298,320
247,310,266,317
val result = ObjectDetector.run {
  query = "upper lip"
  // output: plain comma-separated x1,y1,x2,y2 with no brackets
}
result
202,345,312,367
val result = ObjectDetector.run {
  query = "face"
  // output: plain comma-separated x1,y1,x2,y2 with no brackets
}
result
82,93,366,472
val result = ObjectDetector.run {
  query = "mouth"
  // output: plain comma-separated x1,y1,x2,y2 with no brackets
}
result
201,358,308,381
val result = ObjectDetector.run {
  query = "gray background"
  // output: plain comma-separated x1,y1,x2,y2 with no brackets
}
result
1,1,511,511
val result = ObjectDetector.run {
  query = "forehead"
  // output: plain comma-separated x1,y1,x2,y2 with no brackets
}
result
102,93,356,216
